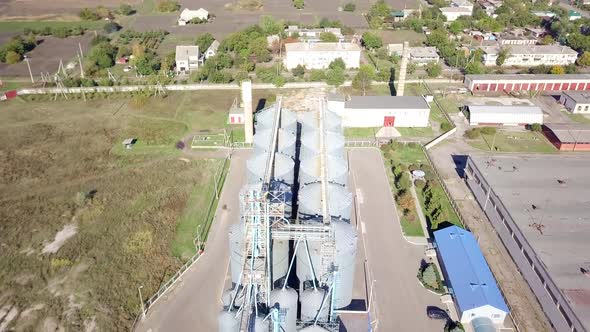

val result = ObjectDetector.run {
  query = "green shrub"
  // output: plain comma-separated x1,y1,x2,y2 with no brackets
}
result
294,0,304,9
440,122,453,132
309,69,325,81
343,2,356,11
5,50,22,64
530,123,542,132
291,64,305,77
157,0,180,12
464,128,481,139
397,172,411,191
480,126,496,135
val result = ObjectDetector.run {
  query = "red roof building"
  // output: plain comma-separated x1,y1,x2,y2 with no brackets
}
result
465,74,590,94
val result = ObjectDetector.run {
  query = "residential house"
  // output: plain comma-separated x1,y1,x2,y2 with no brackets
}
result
440,7,473,21
480,44,578,67
560,91,590,113
450,0,474,11
175,45,200,74
569,10,582,21
496,34,537,46
204,40,220,59
408,47,440,65
178,8,209,26
390,8,418,22
387,43,404,56
283,42,361,69
531,10,556,18
526,27,547,38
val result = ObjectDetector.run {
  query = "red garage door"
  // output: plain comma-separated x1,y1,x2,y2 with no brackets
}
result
562,83,569,90
384,116,395,127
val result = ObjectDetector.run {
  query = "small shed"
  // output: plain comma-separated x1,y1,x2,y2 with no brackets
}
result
228,98,245,125
1,90,17,101
434,226,509,325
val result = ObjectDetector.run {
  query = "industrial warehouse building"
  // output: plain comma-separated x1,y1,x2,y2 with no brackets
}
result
559,91,590,113
466,104,544,126
283,42,361,70
465,74,590,93
434,226,510,326
327,95,430,127
543,123,590,151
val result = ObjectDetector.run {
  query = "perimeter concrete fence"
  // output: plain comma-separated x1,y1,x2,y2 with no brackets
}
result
464,156,585,332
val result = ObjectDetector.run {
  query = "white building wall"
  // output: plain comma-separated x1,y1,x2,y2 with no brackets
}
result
483,52,578,67
460,305,508,325
560,94,590,113
329,104,430,127
469,109,544,125
284,50,361,69
441,10,472,22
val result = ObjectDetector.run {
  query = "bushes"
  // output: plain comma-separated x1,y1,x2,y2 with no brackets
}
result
5,51,22,64
440,122,453,132
464,128,480,139
103,22,122,34
480,126,496,135
309,69,325,81
0,35,37,63
157,0,180,12
291,64,305,77
530,123,542,132
293,0,305,9
417,263,445,293
343,2,356,11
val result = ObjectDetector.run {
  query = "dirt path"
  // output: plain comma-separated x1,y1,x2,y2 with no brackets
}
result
428,140,552,332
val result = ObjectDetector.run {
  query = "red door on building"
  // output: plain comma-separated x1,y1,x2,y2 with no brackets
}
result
384,116,395,127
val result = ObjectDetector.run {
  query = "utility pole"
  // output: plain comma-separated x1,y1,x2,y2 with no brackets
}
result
78,52,85,78
78,42,84,58
24,56,34,83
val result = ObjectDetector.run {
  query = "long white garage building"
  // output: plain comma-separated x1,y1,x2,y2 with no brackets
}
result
327,95,431,127
467,105,544,126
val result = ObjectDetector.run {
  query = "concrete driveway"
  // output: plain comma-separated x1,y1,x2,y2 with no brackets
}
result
347,149,445,332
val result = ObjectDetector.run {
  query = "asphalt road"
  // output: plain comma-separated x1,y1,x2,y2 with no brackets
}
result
347,149,444,332
135,149,249,332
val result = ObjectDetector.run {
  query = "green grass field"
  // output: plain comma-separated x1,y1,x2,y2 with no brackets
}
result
397,127,434,137
0,21,105,33
566,112,590,124
467,130,556,153
0,91,245,331
344,127,379,138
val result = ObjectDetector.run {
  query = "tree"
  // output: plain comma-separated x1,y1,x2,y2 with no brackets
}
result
294,0,305,9
448,21,464,35
118,4,134,15
578,51,590,67
328,58,346,70
425,62,442,77
135,53,161,75
407,63,417,74
362,31,382,50
5,51,21,64
291,64,305,77
343,3,356,12
326,68,345,86
464,61,485,74
103,21,121,33
309,69,325,81
52,27,70,38
195,33,215,52
320,32,338,42
352,64,376,95
495,47,509,66
550,65,565,75
539,35,554,45
89,42,117,69
530,123,542,132
259,16,283,36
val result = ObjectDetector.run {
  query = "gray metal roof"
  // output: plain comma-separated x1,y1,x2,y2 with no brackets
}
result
344,96,429,110
562,91,590,103
545,123,590,143
467,105,543,116
466,74,590,81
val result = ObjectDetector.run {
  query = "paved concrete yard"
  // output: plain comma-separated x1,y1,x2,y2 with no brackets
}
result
347,149,444,332
470,154,590,331
135,149,249,332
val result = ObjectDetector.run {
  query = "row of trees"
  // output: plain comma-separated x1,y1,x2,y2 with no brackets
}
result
0,35,37,64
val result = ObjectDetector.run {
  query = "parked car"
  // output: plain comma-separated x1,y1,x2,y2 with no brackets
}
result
426,306,449,320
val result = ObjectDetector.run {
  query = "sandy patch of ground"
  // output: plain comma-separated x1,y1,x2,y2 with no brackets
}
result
0,304,19,331
42,223,77,254
280,88,329,112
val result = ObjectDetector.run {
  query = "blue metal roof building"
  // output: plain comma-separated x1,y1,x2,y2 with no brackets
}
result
434,226,509,325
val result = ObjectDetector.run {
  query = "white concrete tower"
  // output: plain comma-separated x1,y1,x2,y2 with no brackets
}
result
242,80,253,144
397,41,410,96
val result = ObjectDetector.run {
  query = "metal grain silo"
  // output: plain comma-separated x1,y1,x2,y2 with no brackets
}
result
300,130,345,160
254,316,270,332
298,326,330,332
247,152,294,186
296,240,321,285
218,311,239,332
228,222,244,285
333,220,358,309
256,107,298,134
273,239,289,283
299,110,342,134
300,288,329,322
253,129,297,158
299,155,348,186
298,182,353,221
269,287,298,332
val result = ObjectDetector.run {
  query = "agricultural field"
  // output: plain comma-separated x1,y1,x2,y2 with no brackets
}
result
0,0,141,18
0,90,274,330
